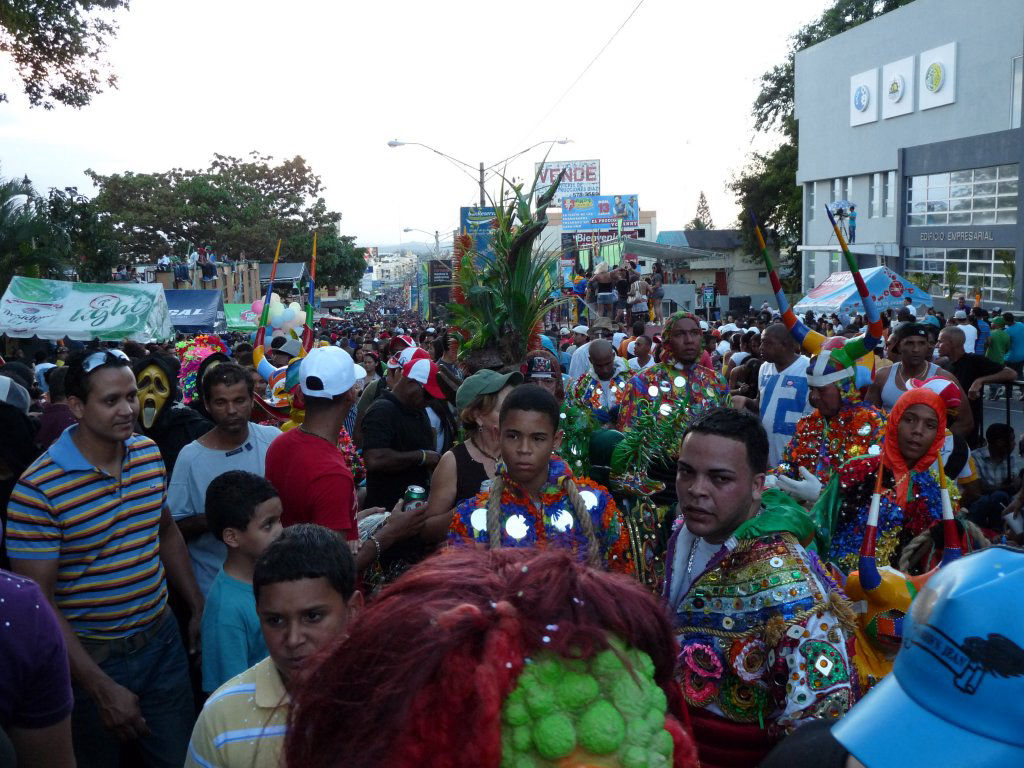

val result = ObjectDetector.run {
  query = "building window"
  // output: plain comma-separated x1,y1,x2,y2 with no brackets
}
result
844,177,853,202
906,247,1016,305
906,164,1018,226
884,171,895,217
832,179,842,203
758,271,768,284
1013,55,1022,130
869,174,878,218
807,183,816,220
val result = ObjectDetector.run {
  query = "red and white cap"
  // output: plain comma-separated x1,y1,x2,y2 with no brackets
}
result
387,346,429,370
390,334,415,352
402,357,445,399
911,376,962,410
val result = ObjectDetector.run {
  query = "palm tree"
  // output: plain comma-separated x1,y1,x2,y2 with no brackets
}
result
0,172,68,291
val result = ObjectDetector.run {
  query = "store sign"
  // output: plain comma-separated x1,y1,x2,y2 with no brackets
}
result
561,194,639,232
919,43,956,110
849,68,879,126
535,160,600,206
459,206,497,262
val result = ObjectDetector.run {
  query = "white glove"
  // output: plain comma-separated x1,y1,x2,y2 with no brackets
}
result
776,466,823,503
763,475,779,490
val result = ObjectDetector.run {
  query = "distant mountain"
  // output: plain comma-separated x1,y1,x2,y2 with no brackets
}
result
360,241,435,255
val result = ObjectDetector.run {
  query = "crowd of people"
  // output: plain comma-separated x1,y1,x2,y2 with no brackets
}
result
1,282,1023,768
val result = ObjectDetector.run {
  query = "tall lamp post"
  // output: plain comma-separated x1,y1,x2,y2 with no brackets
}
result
404,227,456,319
387,138,572,206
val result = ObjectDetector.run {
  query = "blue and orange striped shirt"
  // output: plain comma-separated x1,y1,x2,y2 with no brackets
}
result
5,427,169,640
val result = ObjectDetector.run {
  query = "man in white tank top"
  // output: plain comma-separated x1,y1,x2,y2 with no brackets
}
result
866,322,973,439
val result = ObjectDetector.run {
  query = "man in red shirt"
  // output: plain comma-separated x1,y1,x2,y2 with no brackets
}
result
265,346,426,573
266,346,366,541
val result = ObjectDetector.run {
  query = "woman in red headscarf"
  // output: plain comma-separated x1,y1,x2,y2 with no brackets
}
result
810,385,952,574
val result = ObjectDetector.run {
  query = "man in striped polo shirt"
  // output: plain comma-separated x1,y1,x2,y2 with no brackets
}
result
6,347,204,768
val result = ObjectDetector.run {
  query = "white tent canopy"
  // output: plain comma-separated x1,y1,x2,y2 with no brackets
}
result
0,277,174,342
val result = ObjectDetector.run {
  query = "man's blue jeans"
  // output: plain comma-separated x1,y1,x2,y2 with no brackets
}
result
71,612,195,768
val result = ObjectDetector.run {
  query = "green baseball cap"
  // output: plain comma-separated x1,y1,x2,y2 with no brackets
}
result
456,369,524,413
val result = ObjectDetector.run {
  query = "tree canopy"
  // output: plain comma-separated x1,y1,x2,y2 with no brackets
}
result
0,0,129,109
731,0,914,284
87,152,366,289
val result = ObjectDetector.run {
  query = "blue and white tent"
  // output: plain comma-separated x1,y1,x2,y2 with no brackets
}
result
793,267,933,316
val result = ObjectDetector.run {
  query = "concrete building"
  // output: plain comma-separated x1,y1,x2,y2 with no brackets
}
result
794,0,1023,307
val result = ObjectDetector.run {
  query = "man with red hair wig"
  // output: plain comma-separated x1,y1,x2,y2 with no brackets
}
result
284,547,699,768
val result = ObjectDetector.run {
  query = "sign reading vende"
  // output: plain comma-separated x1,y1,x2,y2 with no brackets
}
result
535,160,600,206
0,277,173,341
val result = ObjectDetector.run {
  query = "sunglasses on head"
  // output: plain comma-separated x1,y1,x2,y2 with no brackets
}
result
81,348,130,374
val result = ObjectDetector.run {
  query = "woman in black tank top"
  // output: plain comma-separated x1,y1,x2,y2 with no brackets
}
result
420,371,523,544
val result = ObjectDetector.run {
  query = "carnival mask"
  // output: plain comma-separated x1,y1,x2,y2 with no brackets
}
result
137,364,171,429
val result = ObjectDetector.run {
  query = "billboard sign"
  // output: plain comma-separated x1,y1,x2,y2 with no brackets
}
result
460,206,497,262
534,160,600,206
429,259,453,285
561,195,639,232
362,246,378,262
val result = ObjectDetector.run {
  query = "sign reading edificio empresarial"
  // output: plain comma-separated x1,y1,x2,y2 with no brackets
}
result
0,276,174,341
535,160,600,206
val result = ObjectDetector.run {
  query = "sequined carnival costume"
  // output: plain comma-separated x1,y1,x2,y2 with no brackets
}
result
811,386,953,575
449,456,635,575
666,490,857,767
777,348,887,486
616,311,731,594
565,368,631,428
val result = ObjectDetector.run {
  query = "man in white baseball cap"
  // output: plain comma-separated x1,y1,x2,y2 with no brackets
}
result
265,346,366,542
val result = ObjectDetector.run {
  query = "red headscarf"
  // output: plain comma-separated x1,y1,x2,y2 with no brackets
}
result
882,386,947,503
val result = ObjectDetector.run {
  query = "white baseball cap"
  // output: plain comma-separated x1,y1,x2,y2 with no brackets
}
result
572,325,589,335
299,346,366,398
954,310,968,320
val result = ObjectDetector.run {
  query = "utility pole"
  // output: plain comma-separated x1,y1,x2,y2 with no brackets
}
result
479,162,485,207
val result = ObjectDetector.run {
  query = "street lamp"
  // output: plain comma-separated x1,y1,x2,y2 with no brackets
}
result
403,226,455,260
388,137,573,207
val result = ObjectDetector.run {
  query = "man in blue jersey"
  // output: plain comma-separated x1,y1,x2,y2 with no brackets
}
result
6,348,203,768
734,323,811,467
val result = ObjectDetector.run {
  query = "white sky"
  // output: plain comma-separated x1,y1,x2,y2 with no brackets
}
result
0,0,829,249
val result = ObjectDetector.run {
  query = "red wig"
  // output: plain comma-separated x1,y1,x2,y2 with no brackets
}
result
285,546,697,768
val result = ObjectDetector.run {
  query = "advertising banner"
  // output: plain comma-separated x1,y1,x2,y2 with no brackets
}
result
561,195,639,232
362,246,378,262
165,290,226,334
0,277,173,342
429,259,453,286
534,160,600,206
225,303,259,331
460,206,497,262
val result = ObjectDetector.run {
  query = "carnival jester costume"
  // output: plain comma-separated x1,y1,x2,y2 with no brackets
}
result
667,489,856,766
777,345,887,487
450,456,634,575
811,386,953,575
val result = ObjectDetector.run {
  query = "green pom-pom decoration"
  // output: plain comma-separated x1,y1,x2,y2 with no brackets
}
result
500,643,672,767
555,671,599,712
504,700,530,726
525,684,556,717
532,713,576,759
578,700,626,755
